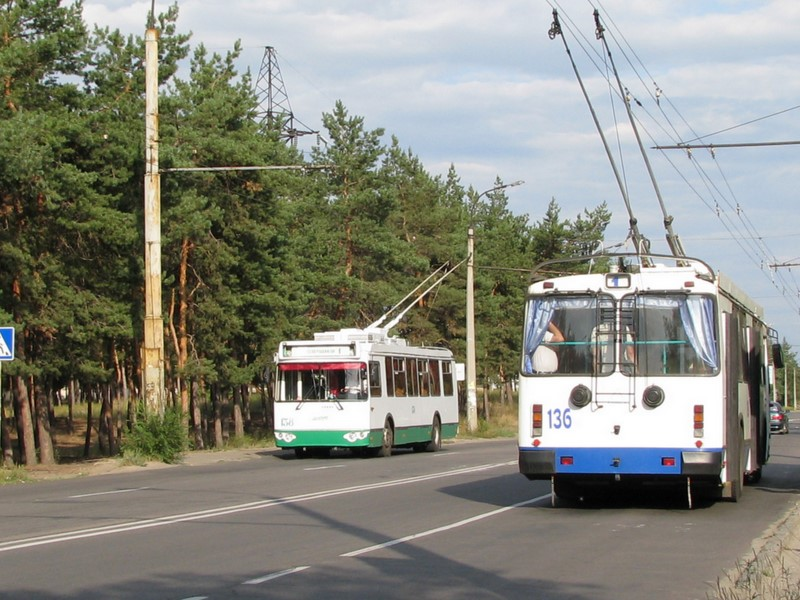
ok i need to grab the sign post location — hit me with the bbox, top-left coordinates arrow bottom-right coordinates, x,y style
0,327 -> 14,459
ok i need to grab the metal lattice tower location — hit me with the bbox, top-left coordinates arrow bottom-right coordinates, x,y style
254,47 -> 317,145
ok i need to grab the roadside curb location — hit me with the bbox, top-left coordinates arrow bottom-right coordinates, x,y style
714,500 -> 800,596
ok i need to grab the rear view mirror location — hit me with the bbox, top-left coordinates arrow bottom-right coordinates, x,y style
772,343 -> 785,369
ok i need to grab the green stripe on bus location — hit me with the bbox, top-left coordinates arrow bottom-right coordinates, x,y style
276,422 -> 458,448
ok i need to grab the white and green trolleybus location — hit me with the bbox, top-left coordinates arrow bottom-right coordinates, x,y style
274,327 -> 459,458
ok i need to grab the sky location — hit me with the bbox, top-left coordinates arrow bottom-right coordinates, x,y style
82,0 -> 800,350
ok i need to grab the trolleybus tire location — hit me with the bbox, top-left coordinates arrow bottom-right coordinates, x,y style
728,428 -> 745,501
552,477 -> 581,506
294,447 -> 311,459
424,416 -> 442,452
745,466 -> 762,484
377,419 -> 394,457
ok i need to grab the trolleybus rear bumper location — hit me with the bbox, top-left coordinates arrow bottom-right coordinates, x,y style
518,448 -> 723,480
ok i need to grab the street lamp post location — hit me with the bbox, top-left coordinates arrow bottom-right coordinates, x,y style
465,180 -> 524,432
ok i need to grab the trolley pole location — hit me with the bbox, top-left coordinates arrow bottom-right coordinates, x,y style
466,227 -> 478,432
142,27 -> 165,416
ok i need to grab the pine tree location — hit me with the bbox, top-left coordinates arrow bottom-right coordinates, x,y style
0,0 -> 89,464
159,40 -> 298,445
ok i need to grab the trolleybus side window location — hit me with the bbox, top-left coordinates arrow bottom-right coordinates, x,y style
429,360 -> 441,396
385,358 -> 395,397
407,357 -> 419,396
418,359 -> 430,397
393,357 -> 407,397
369,360 -> 383,397
442,361 -> 454,396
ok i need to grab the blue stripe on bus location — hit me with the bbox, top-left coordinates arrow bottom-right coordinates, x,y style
520,446 -> 723,475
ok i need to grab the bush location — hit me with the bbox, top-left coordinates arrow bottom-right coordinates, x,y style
121,408 -> 188,464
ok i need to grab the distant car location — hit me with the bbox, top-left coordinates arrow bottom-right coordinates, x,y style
770,401 -> 790,434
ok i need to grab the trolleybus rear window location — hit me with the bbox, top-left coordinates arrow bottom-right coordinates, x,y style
522,293 -> 718,376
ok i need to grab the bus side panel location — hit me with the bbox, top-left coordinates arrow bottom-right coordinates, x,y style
370,396 -> 459,447
721,312 -> 744,498
370,355 -> 459,448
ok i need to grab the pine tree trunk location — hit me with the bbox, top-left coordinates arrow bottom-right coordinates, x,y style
481,366 -> 490,421
505,380 -> 514,407
34,381 -> 55,464
173,238 -> 192,421
261,382 -> 272,432
233,386 -> 244,438
99,384 -> 115,456
1,395 -> 14,466
13,376 -> 37,465
190,380 -> 204,450
242,384 -> 251,427
213,386 -> 224,448
83,395 -> 93,459
113,345 -> 129,427
68,379 -> 77,433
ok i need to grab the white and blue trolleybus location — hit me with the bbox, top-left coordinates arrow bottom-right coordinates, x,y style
518,253 -> 782,506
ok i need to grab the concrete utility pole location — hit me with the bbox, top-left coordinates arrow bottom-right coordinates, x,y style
142,27 -> 165,416
465,180 -> 524,432
466,227 -> 478,432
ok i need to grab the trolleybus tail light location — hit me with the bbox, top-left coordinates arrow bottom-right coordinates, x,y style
560,456 -> 574,466
661,457 -> 676,467
693,404 -> 704,438
642,385 -> 665,408
532,403 -> 543,437
570,384 -> 592,408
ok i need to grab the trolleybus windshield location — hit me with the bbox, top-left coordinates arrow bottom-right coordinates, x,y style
278,362 -> 368,401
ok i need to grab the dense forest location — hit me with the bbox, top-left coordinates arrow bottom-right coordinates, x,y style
0,1 -> 614,465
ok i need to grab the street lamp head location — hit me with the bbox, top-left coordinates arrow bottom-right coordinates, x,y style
478,180 -> 525,199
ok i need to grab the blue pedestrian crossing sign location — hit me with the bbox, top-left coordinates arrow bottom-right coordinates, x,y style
0,327 -> 14,361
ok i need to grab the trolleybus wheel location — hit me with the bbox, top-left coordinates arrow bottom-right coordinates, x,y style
425,416 -> 442,452
729,429 -> 745,501
377,419 -> 394,457
745,466 -> 762,484
413,417 -> 442,453
552,477 -> 581,507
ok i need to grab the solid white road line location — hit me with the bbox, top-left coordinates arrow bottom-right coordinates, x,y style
243,566 -> 310,585
341,493 -> 551,558
68,487 -> 150,499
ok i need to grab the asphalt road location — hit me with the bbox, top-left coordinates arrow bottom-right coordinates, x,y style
1,424 -> 798,600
